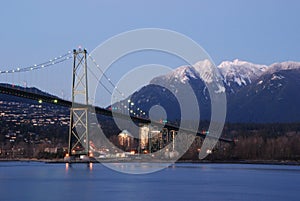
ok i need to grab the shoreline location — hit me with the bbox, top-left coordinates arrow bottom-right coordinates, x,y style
0,158 -> 299,166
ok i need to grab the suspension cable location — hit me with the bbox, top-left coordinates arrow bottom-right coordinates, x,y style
0,51 -> 72,74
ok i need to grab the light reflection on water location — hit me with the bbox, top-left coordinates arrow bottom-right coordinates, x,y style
0,162 -> 299,201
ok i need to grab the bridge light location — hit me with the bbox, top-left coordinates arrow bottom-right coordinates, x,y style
38,99 -> 43,104
53,99 -> 58,104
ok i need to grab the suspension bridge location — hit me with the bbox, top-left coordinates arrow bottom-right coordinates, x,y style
0,48 -> 232,162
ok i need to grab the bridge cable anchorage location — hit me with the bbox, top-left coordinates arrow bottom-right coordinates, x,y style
0,51 -> 72,74
87,54 -> 145,117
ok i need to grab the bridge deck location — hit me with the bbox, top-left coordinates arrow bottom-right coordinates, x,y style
0,85 -> 233,143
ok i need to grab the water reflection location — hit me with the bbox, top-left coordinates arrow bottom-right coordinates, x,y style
65,163 -> 69,171
65,162 -> 93,172
89,162 -> 93,170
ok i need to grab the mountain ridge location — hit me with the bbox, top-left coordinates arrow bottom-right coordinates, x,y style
125,59 -> 300,123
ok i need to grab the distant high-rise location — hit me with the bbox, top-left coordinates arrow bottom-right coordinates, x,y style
139,125 -> 149,150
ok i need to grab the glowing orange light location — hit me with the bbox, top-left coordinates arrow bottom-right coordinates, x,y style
65,163 -> 69,171
89,162 -> 93,170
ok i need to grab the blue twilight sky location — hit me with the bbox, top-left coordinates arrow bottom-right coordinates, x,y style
0,0 -> 299,105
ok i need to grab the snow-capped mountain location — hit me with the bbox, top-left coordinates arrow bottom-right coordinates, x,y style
267,61 -> 300,73
152,59 -> 217,85
227,67 -> 300,122
218,59 -> 268,93
151,59 -> 272,93
116,60 -> 300,123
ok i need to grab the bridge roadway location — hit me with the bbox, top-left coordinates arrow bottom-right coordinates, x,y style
0,85 -> 233,143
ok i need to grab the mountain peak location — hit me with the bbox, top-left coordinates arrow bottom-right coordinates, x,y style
192,59 -> 215,83
218,59 -> 267,90
218,59 -> 268,71
219,59 -> 250,67
151,59 -> 215,85
268,61 -> 300,73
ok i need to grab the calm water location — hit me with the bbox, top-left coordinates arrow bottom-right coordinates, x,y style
0,162 -> 300,201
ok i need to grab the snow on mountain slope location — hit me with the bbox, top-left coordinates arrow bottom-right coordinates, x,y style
267,61 -> 300,73
156,59 -> 216,84
218,59 -> 268,92
151,60 -> 300,95
125,59 -> 300,122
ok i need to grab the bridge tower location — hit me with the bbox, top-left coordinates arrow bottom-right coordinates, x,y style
67,48 -> 91,159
